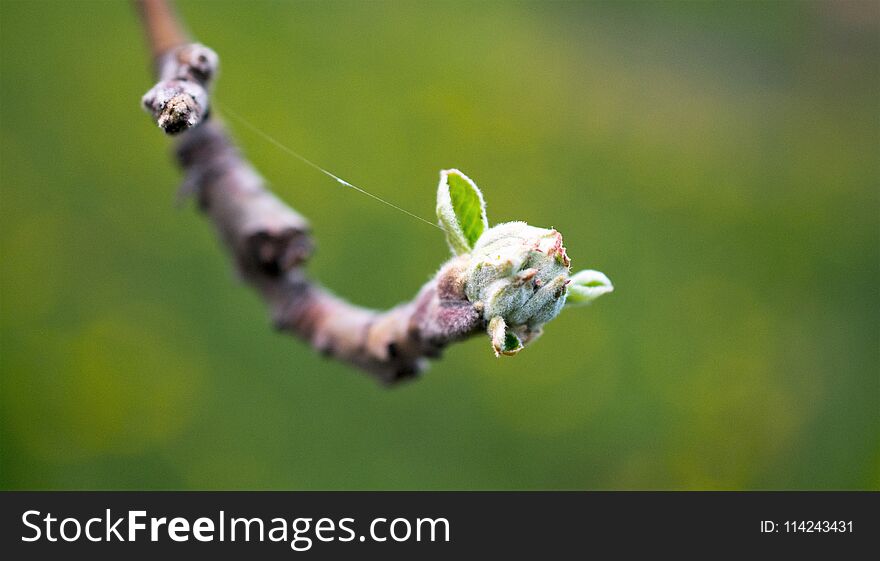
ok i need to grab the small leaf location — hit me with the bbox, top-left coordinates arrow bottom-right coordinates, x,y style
436,169 -> 488,255
566,270 -> 614,306
488,316 -> 523,357
503,331 -> 522,353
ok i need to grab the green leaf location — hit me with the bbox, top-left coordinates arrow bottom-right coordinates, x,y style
488,316 -> 523,357
566,270 -> 614,306
436,169 -> 488,255
503,331 -> 522,353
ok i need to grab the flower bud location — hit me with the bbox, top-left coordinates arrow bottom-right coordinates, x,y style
436,170 -> 613,357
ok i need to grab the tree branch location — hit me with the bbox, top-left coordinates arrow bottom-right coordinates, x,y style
136,0 -> 481,384
135,0 -> 188,56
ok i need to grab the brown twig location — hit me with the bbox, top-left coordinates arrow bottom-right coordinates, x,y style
135,0 -> 482,384
135,0 -> 188,56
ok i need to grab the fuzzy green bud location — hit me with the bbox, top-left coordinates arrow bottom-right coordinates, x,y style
435,170 -> 613,357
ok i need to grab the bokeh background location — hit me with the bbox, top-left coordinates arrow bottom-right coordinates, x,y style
2,0 -> 878,489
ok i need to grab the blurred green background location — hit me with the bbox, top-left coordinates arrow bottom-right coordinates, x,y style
1,0 -> 878,489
